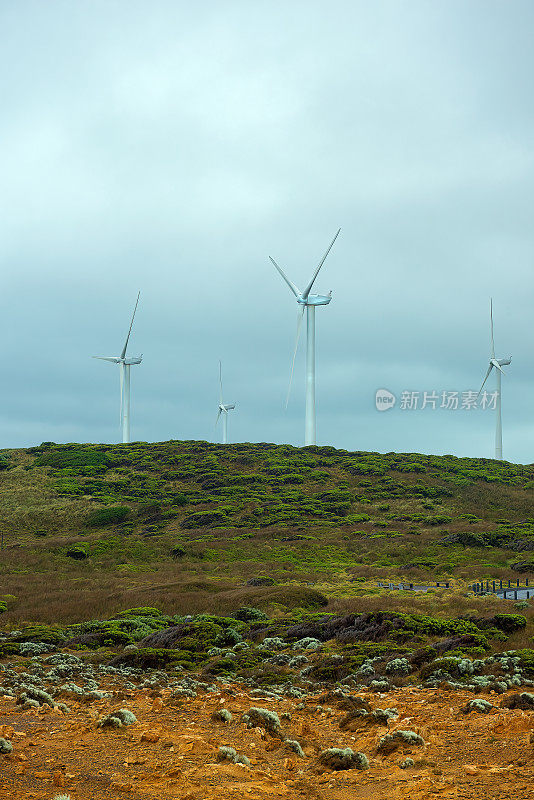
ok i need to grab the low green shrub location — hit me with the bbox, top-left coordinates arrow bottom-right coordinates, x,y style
34,447 -> 110,469
110,648 -> 191,669
97,708 -> 137,728
66,545 -> 88,560
492,614 -> 527,633
114,607 -> 163,618
86,506 -> 130,527
11,625 -> 66,645
181,511 -> 227,529
242,707 -> 282,737
318,748 -> 369,770
232,606 -> 269,622
378,730 -> 424,754
204,657 -> 237,676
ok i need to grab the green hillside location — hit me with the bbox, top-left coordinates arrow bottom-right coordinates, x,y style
0,440 -> 533,625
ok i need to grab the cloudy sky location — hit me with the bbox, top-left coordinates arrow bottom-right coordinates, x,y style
1,0 -> 533,463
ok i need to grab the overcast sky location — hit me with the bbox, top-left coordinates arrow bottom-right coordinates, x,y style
1,0 -> 533,463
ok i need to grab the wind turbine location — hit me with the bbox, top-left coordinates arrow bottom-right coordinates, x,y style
269,228 -> 340,446
216,361 -> 236,444
93,291 -> 142,444
478,298 -> 511,460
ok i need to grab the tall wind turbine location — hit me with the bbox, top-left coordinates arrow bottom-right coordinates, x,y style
478,299 -> 511,460
216,361 -> 236,444
269,229 -> 340,446
93,291 -> 142,444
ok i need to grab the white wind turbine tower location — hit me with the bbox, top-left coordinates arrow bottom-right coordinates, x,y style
93,292 -> 142,444
478,298 -> 511,460
269,229 -> 341,446
216,361 -> 236,444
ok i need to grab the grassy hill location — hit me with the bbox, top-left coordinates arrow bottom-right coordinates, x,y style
0,440 -> 533,627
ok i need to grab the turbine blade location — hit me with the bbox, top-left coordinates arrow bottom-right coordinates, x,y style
286,305 -> 305,408
121,290 -> 141,360
215,408 -> 222,426
302,228 -> 341,300
269,256 -> 300,297
490,298 -> 495,359
477,363 -> 493,396
219,360 -> 223,405
93,356 -> 120,363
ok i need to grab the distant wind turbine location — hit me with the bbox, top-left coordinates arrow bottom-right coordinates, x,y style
216,361 -> 236,444
478,298 -> 511,460
269,229 -> 341,446
93,291 -> 142,444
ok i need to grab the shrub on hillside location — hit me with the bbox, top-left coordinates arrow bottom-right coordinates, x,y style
180,511 -> 227,528
66,545 -> 88,560
0,738 -> 13,754
85,506 -> 130,527
242,707 -> 282,737
114,607 -> 163,618
97,708 -> 137,728
232,606 -> 269,622
247,586 -> 328,611
378,730 -> 425,754
492,614 -> 527,633
246,577 -> 276,587
318,748 -> 369,770
211,708 -> 232,723
110,647 -> 191,669
34,447 -> 110,469
11,625 -> 66,645
500,692 -> 534,710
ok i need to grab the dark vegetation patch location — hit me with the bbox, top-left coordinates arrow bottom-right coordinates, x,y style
1,601 -> 534,691
250,612 -> 489,646
86,506 -> 130,527
1,439 -> 534,630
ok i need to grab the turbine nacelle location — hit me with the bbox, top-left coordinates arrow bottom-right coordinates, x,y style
93,355 -> 142,366
218,403 -> 236,413
297,293 -> 332,306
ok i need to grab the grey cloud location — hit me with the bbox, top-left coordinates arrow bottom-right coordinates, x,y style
1,0 -> 532,462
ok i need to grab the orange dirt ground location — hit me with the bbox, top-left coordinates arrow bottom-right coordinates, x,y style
1,683 -> 534,800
